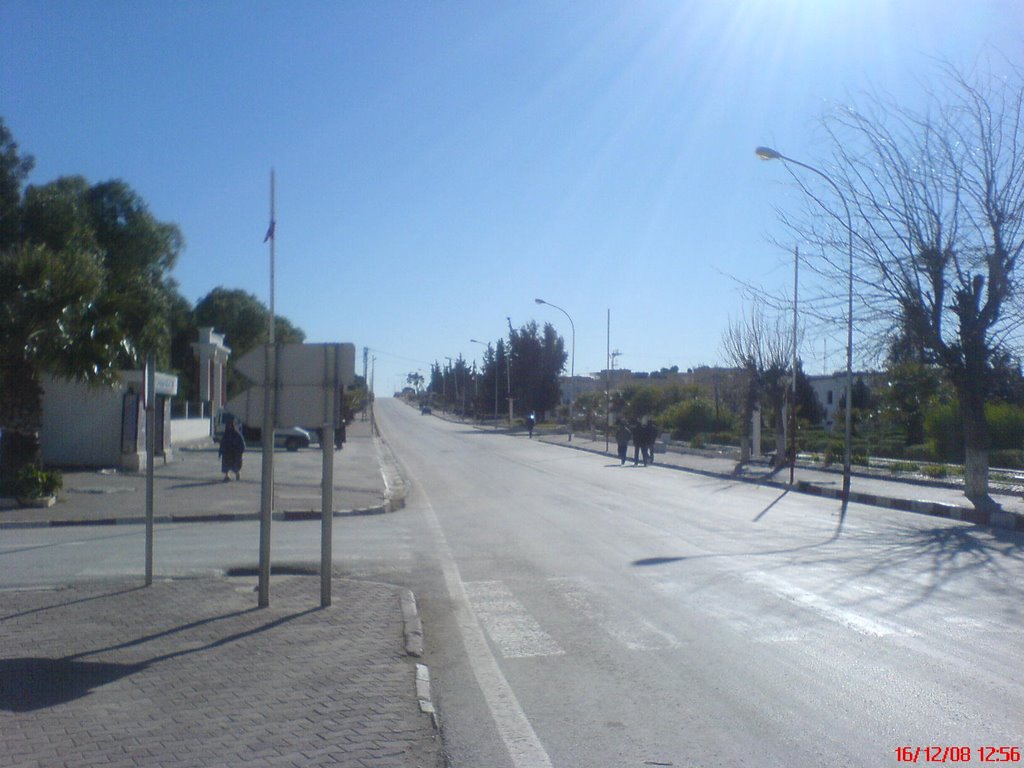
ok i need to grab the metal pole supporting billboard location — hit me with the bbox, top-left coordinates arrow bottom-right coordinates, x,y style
258,169 -> 276,607
145,353 -> 155,587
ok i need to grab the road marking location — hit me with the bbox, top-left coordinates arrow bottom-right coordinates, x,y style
420,495 -> 554,768
549,577 -> 681,651
744,571 -> 913,638
465,581 -> 564,658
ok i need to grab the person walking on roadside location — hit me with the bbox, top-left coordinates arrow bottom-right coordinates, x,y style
643,419 -> 658,466
527,412 -> 536,438
632,418 -> 645,466
615,420 -> 632,465
219,418 -> 246,481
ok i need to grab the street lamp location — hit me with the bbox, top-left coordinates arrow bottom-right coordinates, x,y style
756,145 -> 854,502
535,298 -> 575,441
470,338 -> 499,426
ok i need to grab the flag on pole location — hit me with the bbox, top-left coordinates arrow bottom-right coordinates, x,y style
264,219 -> 275,242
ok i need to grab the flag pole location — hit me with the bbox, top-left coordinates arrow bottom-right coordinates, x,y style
258,169 -> 276,607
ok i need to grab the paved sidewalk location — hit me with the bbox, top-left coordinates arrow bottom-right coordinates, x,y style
0,417 -> 442,768
0,577 -> 442,768
535,429 -> 1024,532
0,417 -> 394,527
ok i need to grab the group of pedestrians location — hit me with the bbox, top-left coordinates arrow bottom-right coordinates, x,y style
614,417 -> 658,466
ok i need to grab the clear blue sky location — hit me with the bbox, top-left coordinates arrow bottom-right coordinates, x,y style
2,0 -> 1021,394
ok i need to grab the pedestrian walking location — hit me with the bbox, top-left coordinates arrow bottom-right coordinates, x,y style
527,412 -> 536,438
218,418 -> 246,481
643,420 -> 658,466
615,420 -> 632,465
632,419 -> 645,466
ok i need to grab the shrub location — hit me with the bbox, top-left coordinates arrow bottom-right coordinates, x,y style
924,402 -> 962,461
989,449 -> 1024,469
661,398 -> 732,441
11,466 -> 63,499
797,428 -> 833,454
986,402 -> 1024,450
887,461 -> 921,474
922,464 -> 948,479
899,444 -> 936,461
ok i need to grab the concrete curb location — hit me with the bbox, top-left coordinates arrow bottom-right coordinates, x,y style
416,664 -> 439,730
0,506 -> 396,530
376,435 -> 409,512
400,589 -> 439,731
401,589 -> 425,658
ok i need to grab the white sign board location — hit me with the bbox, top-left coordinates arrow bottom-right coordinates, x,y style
226,385 -> 343,428
226,342 -> 356,429
235,343 -> 356,387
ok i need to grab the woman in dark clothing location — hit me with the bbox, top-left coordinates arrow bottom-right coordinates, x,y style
219,419 -> 246,481
615,421 -> 632,465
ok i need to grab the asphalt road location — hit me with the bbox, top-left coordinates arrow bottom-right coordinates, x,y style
3,398 -> 1022,767
375,398 -> 1024,768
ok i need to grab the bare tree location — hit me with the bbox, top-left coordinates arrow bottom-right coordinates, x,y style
778,62 -> 1024,510
722,305 -> 792,467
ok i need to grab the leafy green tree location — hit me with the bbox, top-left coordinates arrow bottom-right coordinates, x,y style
794,361 -> 823,425
0,119 -> 34,250
878,362 -> 944,446
508,320 -> 567,419
475,341 -> 507,420
406,371 -> 424,393
619,384 -> 661,423
0,242 -> 112,472
0,121 -> 189,472
192,286 -> 305,397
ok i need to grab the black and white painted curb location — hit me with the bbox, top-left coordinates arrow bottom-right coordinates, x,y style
401,588 -> 439,730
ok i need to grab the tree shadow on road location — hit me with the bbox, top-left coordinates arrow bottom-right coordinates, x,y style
805,520 -> 1024,612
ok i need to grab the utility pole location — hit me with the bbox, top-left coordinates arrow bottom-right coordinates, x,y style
791,246 -> 799,485
362,347 -> 369,420
506,317 -> 515,425
605,309 -> 610,453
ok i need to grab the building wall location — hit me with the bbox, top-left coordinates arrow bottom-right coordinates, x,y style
41,371 -> 179,469
40,377 -> 125,467
171,417 -> 212,444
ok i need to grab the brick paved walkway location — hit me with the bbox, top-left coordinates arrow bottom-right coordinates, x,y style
0,576 -> 442,768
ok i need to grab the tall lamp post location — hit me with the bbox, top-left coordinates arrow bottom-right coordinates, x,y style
535,298 -> 575,441
756,145 -> 854,501
471,338 -> 498,426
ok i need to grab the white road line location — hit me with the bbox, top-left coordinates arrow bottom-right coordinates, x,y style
744,571 -> 915,638
420,495 -> 554,768
549,577 -> 681,651
465,581 -> 564,658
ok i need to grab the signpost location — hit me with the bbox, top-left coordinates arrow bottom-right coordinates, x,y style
227,342 -> 356,607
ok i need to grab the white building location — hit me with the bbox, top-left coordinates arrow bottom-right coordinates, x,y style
38,328 -> 232,469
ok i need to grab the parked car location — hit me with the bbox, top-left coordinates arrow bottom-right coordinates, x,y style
276,426 -> 312,451
221,415 -> 313,450
421,404 -> 432,414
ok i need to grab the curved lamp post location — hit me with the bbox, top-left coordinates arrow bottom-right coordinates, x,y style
756,145 -> 854,502
470,338 -> 499,427
534,298 -> 575,441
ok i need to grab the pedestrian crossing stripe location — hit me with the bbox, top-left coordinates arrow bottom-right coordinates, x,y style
464,580 -> 565,658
